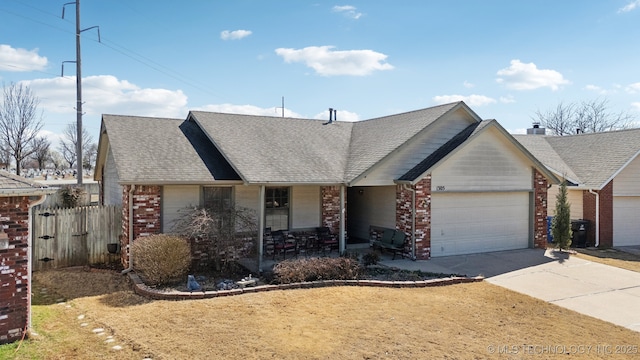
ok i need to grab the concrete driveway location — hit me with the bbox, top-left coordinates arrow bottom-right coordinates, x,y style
381,248 -> 640,332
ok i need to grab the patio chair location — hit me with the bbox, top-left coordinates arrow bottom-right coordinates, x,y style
262,227 -> 274,257
272,230 -> 297,260
316,227 -> 338,255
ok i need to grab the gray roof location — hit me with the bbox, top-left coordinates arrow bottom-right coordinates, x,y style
190,111 -> 353,184
100,115 -> 240,184
0,171 -> 52,196
514,128 -> 640,189
345,102 -> 464,181
100,101 -> 551,186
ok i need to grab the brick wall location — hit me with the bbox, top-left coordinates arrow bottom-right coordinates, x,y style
0,196 -> 30,345
321,186 -> 343,235
583,181 -> 613,247
396,176 -> 431,260
533,169 -> 548,249
121,185 -> 162,267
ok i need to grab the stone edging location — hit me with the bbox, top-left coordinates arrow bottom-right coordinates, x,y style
128,272 -> 485,301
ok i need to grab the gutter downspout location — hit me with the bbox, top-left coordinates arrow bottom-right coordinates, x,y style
28,194 -> 48,331
122,185 -> 135,274
403,184 -> 417,260
588,189 -> 600,247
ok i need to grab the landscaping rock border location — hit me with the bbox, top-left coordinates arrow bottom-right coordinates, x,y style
128,272 -> 485,301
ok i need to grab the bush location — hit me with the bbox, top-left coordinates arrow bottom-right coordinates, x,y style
132,234 -> 192,286
57,185 -> 87,208
272,257 -> 362,284
362,252 -> 380,266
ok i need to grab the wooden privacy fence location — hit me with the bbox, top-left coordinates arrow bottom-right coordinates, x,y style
32,205 -> 122,271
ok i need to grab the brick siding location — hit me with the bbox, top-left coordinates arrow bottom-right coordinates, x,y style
583,180 -> 613,247
396,176 -> 431,260
321,186 -> 344,235
533,169 -> 549,249
121,185 -> 162,267
0,196 -> 30,345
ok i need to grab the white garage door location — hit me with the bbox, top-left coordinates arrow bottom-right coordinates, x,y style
431,192 -> 530,257
613,196 -> 640,247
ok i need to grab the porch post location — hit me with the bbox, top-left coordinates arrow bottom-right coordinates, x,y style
258,185 -> 265,273
339,185 -> 346,254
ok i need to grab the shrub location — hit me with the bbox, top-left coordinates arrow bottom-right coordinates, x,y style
57,185 -> 87,208
362,251 -> 380,266
132,234 -> 192,286
272,257 -> 362,284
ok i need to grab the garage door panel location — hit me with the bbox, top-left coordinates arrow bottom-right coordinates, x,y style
613,197 -> 640,247
431,192 -> 529,257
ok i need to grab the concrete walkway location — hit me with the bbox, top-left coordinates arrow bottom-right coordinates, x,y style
379,248 -> 640,332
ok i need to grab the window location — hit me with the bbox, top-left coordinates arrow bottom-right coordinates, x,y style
265,187 -> 289,231
203,187 -> 232,212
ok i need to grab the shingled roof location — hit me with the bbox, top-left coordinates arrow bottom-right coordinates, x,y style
0,170 -> 52,196
98,102 -> 526,186
514,128 -> 640,189
98,115 -> 240,184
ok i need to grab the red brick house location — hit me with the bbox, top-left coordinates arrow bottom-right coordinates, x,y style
516,128 -> 640,248
95,102 -> 556,272
0,171 -> 52,345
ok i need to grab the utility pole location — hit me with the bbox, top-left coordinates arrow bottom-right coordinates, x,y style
62,0 -> 99,185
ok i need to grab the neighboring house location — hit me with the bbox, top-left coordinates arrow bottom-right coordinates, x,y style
515,127 -> 640,248
0,171 -> 52,345
94,102 -> 556,270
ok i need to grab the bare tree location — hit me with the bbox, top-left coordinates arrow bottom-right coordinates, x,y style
31,136 -> 51,170
59,122 -> 94,170
83,142 -> 98,170
49,149 -> 65,170
533,98 -> 635,136
0,82 -> 44,175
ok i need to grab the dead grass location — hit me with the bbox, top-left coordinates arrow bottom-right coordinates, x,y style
5,267 -> 636,359
574,248 -> 640,273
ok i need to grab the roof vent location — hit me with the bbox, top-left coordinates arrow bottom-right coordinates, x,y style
323,108 -> 337,125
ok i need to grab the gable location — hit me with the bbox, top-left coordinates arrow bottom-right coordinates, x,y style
431,125 -> 539,192
613,153 -> 640,196
349,103 -> 480,186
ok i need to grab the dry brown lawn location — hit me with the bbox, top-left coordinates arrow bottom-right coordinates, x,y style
14,267 -> 639,359
574,248 -> 640,273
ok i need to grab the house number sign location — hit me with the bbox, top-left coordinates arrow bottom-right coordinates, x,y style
435,186 -> 446,191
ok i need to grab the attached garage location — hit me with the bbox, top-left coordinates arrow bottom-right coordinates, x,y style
430,192 -> 530,257
613,196 -> 640,246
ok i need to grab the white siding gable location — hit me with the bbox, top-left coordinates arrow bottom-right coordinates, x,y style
613,154 -> 640,196
103,145 -> 122,205
353,110 -> 475,186
432,127 -> 533,192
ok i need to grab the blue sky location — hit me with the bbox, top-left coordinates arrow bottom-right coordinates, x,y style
1,0 -> 639,147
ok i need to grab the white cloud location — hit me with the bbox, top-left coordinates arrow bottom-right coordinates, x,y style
618,0 -> 640,13
496,59 -> 569,91
23,75 -> 187,118
509,128 -> 527,135
194,103 -> 304,118
632,102 -> 640,112
220,30 -> 252,41
0,44 -> 48,72
275,46 -> 393,76
313,109 -> 360,122
332,5 -> 363,19
499,95 -> 516,104
463,81 -> 474,88
432,94 -> 496,107
585,84 -> 608,95
625,82 -> 640,94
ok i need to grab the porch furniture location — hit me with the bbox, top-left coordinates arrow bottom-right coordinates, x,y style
263,227 -> 274,257
272,230 -> 297,259
371,228 -> 407,260
316,227 -> 338,254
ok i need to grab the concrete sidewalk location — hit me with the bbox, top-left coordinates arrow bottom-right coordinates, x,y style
380,248 -> 640,332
